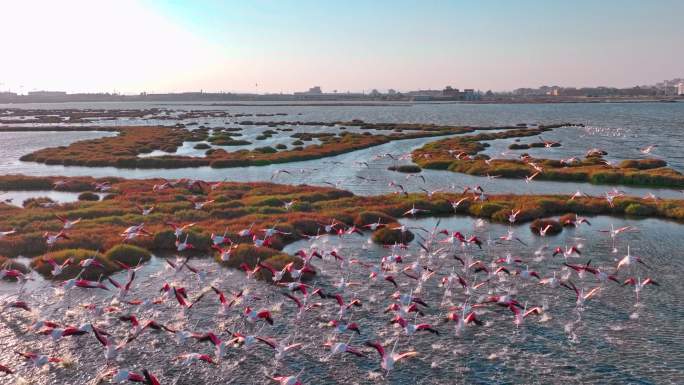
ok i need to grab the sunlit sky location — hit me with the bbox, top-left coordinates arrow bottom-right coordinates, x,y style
1,0 -> 682,94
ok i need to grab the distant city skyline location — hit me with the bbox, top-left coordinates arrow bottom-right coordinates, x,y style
1,0 -> 683,94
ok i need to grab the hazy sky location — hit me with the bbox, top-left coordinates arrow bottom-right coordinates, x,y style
1,0 -> 682,94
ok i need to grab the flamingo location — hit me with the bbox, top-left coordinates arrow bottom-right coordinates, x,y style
167,221 -> 195,238
403,204 -> 429,216
525,171 -> 540,183
210,229 -> 230,245
326,319 -> 361,335
622,277 -> 659,304
15,351 -> 62,368
515,266 -> 541,281
121,223 -> 145,236
55,215 -> 81,229
270,370 -> 304,385
4,301 -> 31,312
261,225 -> 291,238
256,335 -> 302,360
508,303 -> 543,326
0,228 -> 16,238
363,218 -> 386,231
565,281 -> 601,307
450,197 -> 469,211
616,245 -> 649,271
238,222 -> 255,237
533,224 -> 551,237
93,181 -> 111,192
284,200 -> 297,211
44,231 -> 70,247
0,268 -> 28,282
212,243 -> 237,262
176,353 -> 216,365
136,205 -> 154,216
569,190 -> 588,201
538,272 -> 569,289
639,144 -> 657,155
109,368 -> 160,385
327,293 -> 362,319
244,307 -> 274,325
509,209 -> 521,224
108,270 -> 136,299
284,261 -> 315,280
445,307 -> 483,335
44,256 -> 73,276
271,169 -> 292,180
365,340 -> 418,373
72,279 -> 109,290
175,234 -> 195,252
192,199 -> 214,210
91,326 -> 124,362
258,261 -> 287,282
79,256 -> 105,269
390,316 -> 439,336
553,245 -> 582,258
499,230 -> 527,245
323,341 -> 366,358
419,188 -> 443,199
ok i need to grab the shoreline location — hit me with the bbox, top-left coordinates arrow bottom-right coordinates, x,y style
1,98 -> 682,107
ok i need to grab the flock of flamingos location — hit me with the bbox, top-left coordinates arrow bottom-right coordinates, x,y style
0,135 -> 662,385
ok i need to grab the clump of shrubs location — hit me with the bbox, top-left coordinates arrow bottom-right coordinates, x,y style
31,249 -> 113,280
78,192 -> 100,201
104,244 -> 151,266
529,218 -> 562,236
371,226 -> 415,245
388,165 -> 422,173
618,159 -> 667,170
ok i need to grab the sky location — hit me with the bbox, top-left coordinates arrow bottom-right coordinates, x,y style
0,0 -> 682,94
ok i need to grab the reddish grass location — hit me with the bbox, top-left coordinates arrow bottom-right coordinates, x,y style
1,175 -> 684,261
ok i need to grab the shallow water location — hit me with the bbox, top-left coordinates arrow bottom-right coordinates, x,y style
1,215 -> 681,384
1,102 -> 683,200
0,190 -> 104,207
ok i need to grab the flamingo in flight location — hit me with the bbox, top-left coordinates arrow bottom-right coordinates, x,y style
44,231 -> 70,247
365,340 -> 418,373
403,204 -> 429,216
55,215 -> 81,229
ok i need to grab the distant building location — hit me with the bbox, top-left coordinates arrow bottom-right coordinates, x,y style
294,86 -> 322,95
27,91 -> 67,97
462,89 -> 479,101
678,82 -> 684,96
442,86 -> 460,97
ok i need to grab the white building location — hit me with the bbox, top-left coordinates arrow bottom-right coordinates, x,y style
678,82 -> 684,96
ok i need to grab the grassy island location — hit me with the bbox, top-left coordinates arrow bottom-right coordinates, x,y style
16,122 -> 545,169
412,125 -> 684,189
2,175 -> 684,282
